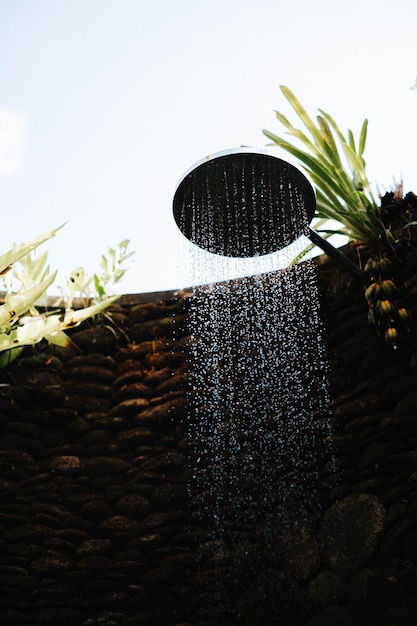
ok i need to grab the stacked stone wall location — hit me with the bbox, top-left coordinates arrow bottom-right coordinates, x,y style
0,255 -> 417,624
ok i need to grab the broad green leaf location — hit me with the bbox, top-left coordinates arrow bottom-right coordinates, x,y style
93,274 -> 105,299
0,295 -> 119,353
45,330 -> 81,351
280,86 -> 326,148
317,115 -> 342,166
61,295 -> 119,328
358,119 -> 368,160
347,129 -> 356,153
265,87 -> 380,244
274,112 -> 320,155
0,224 -> 65,276
0,271 -> 57,331
69,267 -> 86,290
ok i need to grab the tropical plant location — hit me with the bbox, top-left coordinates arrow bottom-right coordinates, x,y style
263,86 -> 417,348
93,239 -> 134,300
263,85 -> 384,245
0,226 -> 119,364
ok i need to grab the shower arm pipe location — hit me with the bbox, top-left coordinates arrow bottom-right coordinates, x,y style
308,227 -> 370,284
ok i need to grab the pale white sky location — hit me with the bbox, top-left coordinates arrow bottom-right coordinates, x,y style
1,0 -> 417,293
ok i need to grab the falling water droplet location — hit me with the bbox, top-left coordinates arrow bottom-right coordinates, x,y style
175,149 -> 334,616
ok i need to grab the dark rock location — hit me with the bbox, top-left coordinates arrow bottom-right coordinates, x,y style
382,375 -> 417,400
113,382 -> 155,402
141,452 -> 185,472
351,560 -> 417,625
143,510 -> 187,529
34,607 -> 87,625
67,353 -> 117,369
358,440 -> 404,469
151,483 -> 188,507
155,373 -> 186,395
81,429 -> 111,446
81,610 -> 128,625
56,527 -> 90,543
98,515 -> 143,535
80,496 -> 112,522
128,317 -> 177,342
1,432 -> 44,455
64,394 -> 112,412
68,364 -> 115,383
0,448 -> 36,468
69,326 -> 118,353
145,350 -> 186,369
115,494 -> 151,519
114,552 -> 149,575
114,364 -> 145,387
378,451 -> 417,473
319,494 -> 386,576
380,518 -> 413,557
30,554 -> 73,576
5,523 -> 55,543
76,555 -> 112,572
234,569 -> 310,626
333,394 -> 384,418
94,416 -> 130,430
0,610 -> 31,625
143,367 -> 175,388
403,527 -> 417,558
385,499 -> 409,527
122,608 -> 182,625
76,538 -> 114,557
394,389 -> 417,416
140,565 -> 186,586
117,427 -> 156,445
109,397 -> 149,416
305,606 -> 356,626
47,455 -> 84,474
132,398 -> 188,426
64,416 -> 92,435
65,380 -> 114,397
272,518 -> 320,581
308,570 -> 349,609
131,533 -> 165,552
85,457 -> 131,478
87,442 -> 122,457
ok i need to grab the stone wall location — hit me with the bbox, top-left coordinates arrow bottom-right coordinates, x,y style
0,256 -> 417,625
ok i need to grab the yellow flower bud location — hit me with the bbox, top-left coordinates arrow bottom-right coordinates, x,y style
381,279 -> 397,298
364,257 -> 378,274
385,327 -> 398,346
377,299 -> 394,316
397,307 -> 410,322
365,282 -> 382,302
378,256 -> 393,275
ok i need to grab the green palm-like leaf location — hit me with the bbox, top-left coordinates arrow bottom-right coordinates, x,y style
0,225 -> 64,276
0,294 -> 119,353
263,86 -> 381,244
0,272 -> 57,331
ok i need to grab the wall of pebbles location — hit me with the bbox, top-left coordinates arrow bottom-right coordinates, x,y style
0,253 -> 417,625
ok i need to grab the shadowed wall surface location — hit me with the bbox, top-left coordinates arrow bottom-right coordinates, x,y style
1,250 -> 417,626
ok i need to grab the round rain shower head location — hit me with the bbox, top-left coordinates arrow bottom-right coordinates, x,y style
173,148 -> 316,258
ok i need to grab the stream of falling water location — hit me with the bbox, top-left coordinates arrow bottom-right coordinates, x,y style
186,259 -> 334,617
178,159 -> 334,619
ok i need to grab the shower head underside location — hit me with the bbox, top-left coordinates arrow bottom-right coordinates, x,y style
173,148 -> 369,281
173,149 -> 315,258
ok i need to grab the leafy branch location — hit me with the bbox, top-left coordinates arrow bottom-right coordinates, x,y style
263,85 -> 385,245
0,227 -> 121,363
93,239 -> 134,300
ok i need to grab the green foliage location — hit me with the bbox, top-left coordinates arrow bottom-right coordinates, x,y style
263,85 -> 384,244
0,227 -> 122,364
93,239 -> 134,300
